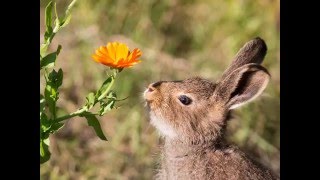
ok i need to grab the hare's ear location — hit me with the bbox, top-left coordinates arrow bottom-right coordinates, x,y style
212,64 -> 270,109
220,37 -> 267,80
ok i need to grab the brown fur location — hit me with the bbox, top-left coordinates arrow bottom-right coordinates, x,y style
144,37 -> 279,180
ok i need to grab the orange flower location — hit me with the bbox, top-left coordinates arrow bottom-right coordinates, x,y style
92,42 -> 142,68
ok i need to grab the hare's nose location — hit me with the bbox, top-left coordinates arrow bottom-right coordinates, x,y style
147,81 -> 165,93
152,81 -> 165,88
147,84 -> 156,92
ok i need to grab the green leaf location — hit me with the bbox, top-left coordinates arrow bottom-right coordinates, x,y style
52,2 -> 61,33
42,1 -> 54,57
40,95 -> 51,134
53,18 -> 60,33
44,69 -> 63,119
45,1 -> 53,37
40,94 -> 45,114
44,29 -> 53,43
60,13 -> 72,28
40,45 -> 62,69
59,0 -> 77,28
40,52 -> 56,69
85,92 -> 95,109
44,83 -> 55,117
48,68 -> 63,89
106,91 -> 117,99
45,1 -> 53,30
99,91 -> 117,115
41,112 -> 51,133
44,84 -> 53,107
56,44 -> 62,55
56,68 -> 63,88
50,122 -> 64,133
40,138 -> 51,164
44,138 -> 50,146
40,44 -> 48,57
84,114 -> 107,141
65,0 -> 77,15
99,100 -> 116,116
95,76 -> 114,101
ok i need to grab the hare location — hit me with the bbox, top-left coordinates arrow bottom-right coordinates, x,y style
143,37 -> 279,180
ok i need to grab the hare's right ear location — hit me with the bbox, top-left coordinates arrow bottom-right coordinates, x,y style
220,37 -> 267,80
212,64 -> 270,109
212,37 -> 269,109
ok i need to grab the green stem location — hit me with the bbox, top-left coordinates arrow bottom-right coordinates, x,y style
97,77 -> 115,101
52,101 -> 56,120
54,108 -> 86,123
97,69 -> 118,101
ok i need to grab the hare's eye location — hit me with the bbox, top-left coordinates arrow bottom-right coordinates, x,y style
178,95 -> 192,105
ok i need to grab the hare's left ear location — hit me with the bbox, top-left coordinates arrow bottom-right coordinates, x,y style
212,64 -> 270,109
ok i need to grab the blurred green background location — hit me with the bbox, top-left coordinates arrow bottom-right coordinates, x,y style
40,0 -> 280,179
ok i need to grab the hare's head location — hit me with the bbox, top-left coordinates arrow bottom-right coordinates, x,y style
144,37 -> 270,144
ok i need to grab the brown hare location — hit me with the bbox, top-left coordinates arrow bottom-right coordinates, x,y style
144,37 -> 279,180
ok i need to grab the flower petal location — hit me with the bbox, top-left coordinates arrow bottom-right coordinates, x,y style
117,43 -> 129,62
92,54 -> 104,63
107,42 -> 117,61
95,49 -> 105,57
99,46 -> 109,56
130,48 -> 142,61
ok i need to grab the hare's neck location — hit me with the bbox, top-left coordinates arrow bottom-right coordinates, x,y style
163,138 -> 226,158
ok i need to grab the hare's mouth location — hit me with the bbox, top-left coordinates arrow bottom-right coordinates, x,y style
144,100 -> 151,108
144,99 -> 156,112
143,89 -> 153,109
